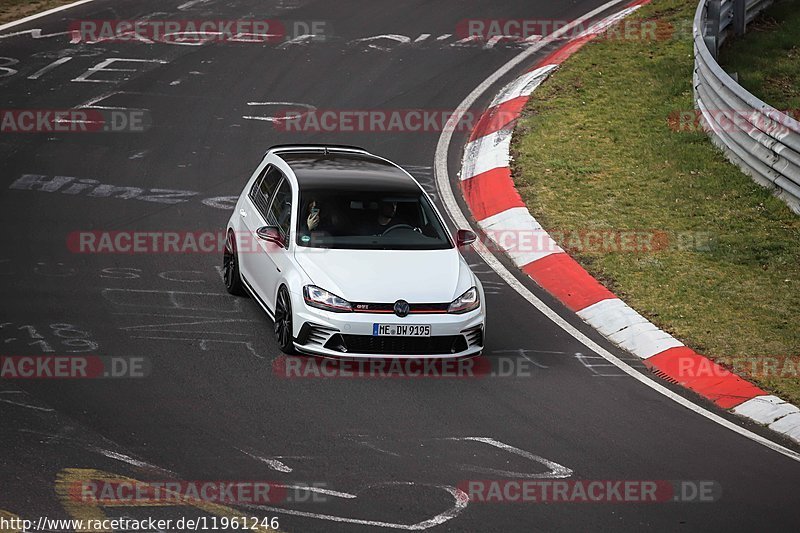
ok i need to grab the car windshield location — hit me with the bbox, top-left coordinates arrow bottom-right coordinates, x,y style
296,189 -> 453,250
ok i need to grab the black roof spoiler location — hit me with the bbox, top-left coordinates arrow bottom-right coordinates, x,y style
263,144 -> 368,157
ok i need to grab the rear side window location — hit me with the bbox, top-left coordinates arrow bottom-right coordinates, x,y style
249,165 -> 282,217
268,179 -> 293,237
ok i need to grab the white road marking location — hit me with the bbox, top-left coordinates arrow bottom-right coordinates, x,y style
78,91 -> 132,110
0,398 -> 54,412
351,34 -> 412,50
432,0 -> 800,463
277,34 -> 318,49
243,101 -> 317,123
27,56 -> 72,80
0,56 -> 17,77
441,437 -> 571,478
493,349 -> 549,369
276,485 -> 356,499
344,435 -> 402,457
130,337 -> 264,359
576,353 -> 628,377
120,317 -> 254,335
101,288 -> 242,312
242,482 -> 468,530
90,447 -> 173,474
236,448 -> 294,473
72,58 -> 168,83
449,35 -> 482,47
214,265 -> 226,282
0,0 -> 95,32
485,34 -> 541,49
356,440 -> 401,457
178,0 -> 213,10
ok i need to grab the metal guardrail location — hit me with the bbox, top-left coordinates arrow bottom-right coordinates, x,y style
694,0 -> 800,214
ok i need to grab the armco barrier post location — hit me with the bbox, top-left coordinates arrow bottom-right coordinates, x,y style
732,0 -> 746,35
704,0 -> 722,58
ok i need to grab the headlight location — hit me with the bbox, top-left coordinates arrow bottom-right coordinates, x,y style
448,287 -> 480,314
303,285 -> 353,312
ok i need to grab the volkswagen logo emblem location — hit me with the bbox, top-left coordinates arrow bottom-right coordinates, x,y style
393,300 -> 410,318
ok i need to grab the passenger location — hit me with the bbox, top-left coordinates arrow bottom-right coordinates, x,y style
306,199 -> 321,231
305,198 -> 343,235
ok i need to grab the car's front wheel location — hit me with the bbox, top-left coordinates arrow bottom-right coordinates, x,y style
223,230 -> 245,296
274,286 -> 296,354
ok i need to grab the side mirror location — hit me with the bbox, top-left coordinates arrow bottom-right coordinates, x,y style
256,226 -> 287,247
456,229 -> 477,247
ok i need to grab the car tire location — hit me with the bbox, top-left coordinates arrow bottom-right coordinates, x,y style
223,230 -> 245,296
274,286 -> 297,354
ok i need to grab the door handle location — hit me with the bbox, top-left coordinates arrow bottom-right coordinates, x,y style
239,209 -> 247,217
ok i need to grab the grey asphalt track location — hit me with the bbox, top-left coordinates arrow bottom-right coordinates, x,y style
1,1 -> 799,531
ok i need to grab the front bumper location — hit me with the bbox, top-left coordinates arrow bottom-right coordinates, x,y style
292,296 -> 485,359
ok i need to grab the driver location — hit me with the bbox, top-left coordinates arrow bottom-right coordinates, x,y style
377,200 -> 397,227
373,200 -> 419,236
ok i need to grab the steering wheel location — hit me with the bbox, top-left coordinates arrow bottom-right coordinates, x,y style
381,223 -> 416,236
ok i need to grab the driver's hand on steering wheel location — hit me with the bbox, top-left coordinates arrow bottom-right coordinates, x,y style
380,223 -> 418,236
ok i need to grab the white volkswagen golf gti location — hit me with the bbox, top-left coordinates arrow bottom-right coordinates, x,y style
223,145 -> 485,358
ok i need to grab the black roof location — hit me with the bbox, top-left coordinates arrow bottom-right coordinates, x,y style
277,150 -> 421,193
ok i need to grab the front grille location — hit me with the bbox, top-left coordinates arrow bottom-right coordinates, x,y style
325,334 -> 468,355
351,302 -> 450,314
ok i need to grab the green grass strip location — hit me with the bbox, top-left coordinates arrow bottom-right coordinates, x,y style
512,0 -> 800,404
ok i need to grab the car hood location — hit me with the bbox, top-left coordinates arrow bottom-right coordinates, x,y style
294,247 -> 473,303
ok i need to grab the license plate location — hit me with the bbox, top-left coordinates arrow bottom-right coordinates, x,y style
373,324 -> 431,337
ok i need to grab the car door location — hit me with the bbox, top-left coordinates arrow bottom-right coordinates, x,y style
239,165 -> 282,302
254,177 -> 295,311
